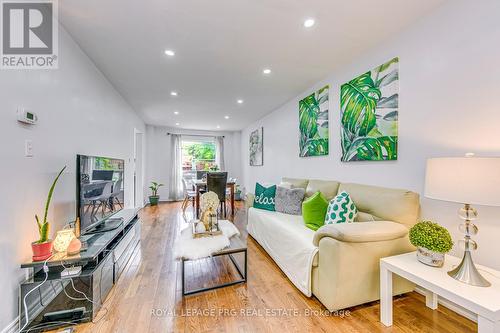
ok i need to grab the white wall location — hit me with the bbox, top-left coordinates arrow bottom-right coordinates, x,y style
145,125 -> 242,200
242,0 -> 500,270
0,27 -> 145,329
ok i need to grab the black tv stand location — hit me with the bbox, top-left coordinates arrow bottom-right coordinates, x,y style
19,209 -> 141,333
85,217 -> 123,234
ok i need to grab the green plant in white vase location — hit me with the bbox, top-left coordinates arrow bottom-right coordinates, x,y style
409,221 -> 453,267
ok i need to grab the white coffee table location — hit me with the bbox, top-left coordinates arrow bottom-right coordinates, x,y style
380,252 -> 500,333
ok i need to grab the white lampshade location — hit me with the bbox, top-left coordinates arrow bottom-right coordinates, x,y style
424,157 -> 500,206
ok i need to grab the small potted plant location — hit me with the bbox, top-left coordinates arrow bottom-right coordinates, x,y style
32,166 -> 66,261
409,220 -> 453,267
149,181 -> 164,206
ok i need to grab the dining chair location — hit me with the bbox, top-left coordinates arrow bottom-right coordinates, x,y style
93,182 -> 114,215
181,178 -> 196,212
82,182 -> 107,216
196,171 -> 207,180
109,178 -> 124,211
206,172 -> 228,218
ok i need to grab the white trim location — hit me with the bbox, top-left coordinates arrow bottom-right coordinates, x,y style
133,128 -> 145,209
414,286 -> 477,322
1,317 -> 18,333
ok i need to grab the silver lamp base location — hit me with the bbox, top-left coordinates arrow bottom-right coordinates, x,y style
448,248 -> 491,287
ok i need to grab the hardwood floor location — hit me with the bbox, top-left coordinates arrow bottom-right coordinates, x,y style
69,202 -> 476,333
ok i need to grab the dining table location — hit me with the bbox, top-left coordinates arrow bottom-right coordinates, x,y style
193,179 -> 236,218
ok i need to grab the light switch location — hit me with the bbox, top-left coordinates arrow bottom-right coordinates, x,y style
25,140 -> 33,157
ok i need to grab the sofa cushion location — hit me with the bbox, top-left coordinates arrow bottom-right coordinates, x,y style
325,191 -> 358,224
313,221 -> 409,245
282,177 -> 309,190
253,183 -> 276,211
355,211 -> 377,222
275,186 -> 305,215
245,193 -> 255,209
302,191 -> 329,231
279,181 -> 293,189
338,183 -> 420,227
306,179 -> 341,200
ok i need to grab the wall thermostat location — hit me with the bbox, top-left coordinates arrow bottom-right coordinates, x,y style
17,108 -> 38,125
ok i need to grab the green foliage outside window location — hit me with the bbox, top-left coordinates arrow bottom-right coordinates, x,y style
182,141 -> 217,171
185,142 -> 215,161
94,157 -> 122,170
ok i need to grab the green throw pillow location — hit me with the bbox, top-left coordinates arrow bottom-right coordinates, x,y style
253,183 -> 276,211
325,191 -> 358,224
302,191 -> 328,231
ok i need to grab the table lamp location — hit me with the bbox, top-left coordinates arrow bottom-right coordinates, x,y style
53,228 -> 81,255
424,156 -> 500,287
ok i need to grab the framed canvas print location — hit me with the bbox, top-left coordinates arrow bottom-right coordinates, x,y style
249,127 -> 263,166
299,85 -> 329,157
340,57 -> 399,161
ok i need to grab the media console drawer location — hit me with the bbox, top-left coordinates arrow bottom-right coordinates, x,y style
114,221 -> 141,282
114,227 -> 135,260
92,252 -> 114,317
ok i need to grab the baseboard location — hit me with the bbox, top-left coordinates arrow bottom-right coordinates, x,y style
414,286 -> 477,322
1,317 -> 18,333
144,199 -> 178,207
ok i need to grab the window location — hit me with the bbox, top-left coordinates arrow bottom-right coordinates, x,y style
181,139 -> 217,178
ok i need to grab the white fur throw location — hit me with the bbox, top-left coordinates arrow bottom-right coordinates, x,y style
174,220 -> 240,260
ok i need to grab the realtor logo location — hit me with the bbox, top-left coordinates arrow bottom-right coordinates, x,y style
1,0 -> 58,69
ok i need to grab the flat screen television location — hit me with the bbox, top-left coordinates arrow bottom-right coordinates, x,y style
76,155 -> 125,234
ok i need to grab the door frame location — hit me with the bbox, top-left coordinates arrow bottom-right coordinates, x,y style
133,128 -> 145,208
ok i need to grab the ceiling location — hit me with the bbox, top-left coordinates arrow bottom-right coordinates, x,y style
59,0 -> 445,131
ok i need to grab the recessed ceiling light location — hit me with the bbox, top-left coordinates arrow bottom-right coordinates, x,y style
164,49 -> 175,56
303,18 -> 315,28
263,68 -> 272,75
224,115 -> 230,119
170,91 -> 178,96
217,125 -> 221,129
173,111 -> 179,115
175,122 -> 180,126
237,99 -> 244,104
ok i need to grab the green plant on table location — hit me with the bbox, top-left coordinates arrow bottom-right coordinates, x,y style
35,166 -> 66,244
150,182 -> 164,196
409,221 -> 453,253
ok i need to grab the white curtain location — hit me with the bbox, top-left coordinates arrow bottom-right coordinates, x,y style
169,134 -> 183,200
215,136 -> 225,171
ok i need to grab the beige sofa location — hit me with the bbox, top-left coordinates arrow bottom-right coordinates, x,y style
246,177 -> 420,311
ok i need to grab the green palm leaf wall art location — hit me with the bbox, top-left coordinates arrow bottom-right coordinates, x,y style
340,57 -> 399,161
299,85 -> 329,157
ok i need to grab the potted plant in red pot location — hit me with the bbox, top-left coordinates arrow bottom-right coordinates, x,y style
32,166 -> 66,261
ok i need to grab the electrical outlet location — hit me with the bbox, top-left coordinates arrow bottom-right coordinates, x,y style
25,140 -> 33,157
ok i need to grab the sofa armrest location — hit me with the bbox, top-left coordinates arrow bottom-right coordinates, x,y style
313,221 -> 408,246
245,193 -> 255,209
